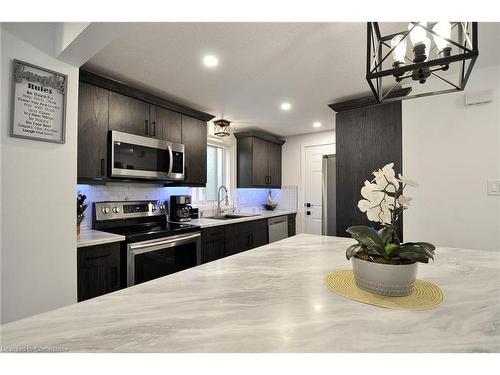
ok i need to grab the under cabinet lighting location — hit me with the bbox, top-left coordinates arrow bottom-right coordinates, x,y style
313,122 -> 322,128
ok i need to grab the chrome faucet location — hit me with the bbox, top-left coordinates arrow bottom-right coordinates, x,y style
216,185 -> 229,217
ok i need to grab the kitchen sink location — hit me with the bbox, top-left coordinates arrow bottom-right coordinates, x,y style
207,213 -> 261,220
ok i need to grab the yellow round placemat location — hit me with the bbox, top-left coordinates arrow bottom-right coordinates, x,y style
325,270 -> 443,310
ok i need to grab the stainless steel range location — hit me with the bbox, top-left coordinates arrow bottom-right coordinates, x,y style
93,200 -> 201,287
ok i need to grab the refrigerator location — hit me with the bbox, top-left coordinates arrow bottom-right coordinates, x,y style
322,154 -> 337,236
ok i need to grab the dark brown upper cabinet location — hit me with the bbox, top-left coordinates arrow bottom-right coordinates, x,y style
77,82 -> 109,181
235,131 -> 285,189
108,92 -> 150,137
77,70 -> 213,185
181,115 -> 207,186
150,105 -> 182,143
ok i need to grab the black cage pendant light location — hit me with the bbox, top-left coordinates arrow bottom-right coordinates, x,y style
366,22 -> 478,103
213,119 -> 231,137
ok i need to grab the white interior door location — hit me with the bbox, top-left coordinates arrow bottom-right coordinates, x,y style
304,144 -> 335,234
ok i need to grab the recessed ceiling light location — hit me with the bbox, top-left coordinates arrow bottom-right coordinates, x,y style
280,102 -> 292,111
313,122 -> 322,128
203,55 -> 218,68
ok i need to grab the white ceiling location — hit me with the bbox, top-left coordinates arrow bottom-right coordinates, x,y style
84,22 -> 500,137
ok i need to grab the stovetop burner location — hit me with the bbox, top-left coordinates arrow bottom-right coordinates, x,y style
92,200 -> 200,243
105,222 -> 200,243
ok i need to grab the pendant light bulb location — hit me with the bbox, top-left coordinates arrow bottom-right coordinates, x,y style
408,22 -> 428,46
390,34 -> 407,64
432,22 -> 452,52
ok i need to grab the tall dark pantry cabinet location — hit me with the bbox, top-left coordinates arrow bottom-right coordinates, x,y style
334,101 -> 403,239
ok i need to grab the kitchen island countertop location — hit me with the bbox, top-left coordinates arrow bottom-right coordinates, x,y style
2,234 -> 499,352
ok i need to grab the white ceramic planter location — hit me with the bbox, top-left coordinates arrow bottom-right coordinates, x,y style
352,257 -> 418,296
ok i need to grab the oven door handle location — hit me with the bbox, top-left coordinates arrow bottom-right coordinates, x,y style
129,232 -> 200,255
168,144 -> 174,176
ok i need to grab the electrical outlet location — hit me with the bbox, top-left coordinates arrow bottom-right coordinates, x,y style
487,180 -> 500,196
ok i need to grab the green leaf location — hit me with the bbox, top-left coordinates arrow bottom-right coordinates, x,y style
384,243 -> 398,255
399,243 -> 435,258
414,242 -> 436,251
346,226 -> 385,255
346,244 -> 363,260
378,227 -> 394,245
397,251 -> 430,264
394,244 -> 434,261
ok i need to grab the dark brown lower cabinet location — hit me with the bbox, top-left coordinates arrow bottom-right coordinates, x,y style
225,222 -> 254,256
201,218 -> 279,264
252,219 -> 268,248
287,213 -> 297,237
200,226 -> 226,264
77,242 -> 121,302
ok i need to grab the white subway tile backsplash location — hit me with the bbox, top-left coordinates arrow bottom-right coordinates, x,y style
76,183 -> 298,229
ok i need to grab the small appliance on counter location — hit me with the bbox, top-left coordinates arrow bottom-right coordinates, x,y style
169,195 -> 193,222
93,200 -> 201,287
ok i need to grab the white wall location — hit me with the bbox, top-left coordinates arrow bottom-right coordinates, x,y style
282,130 -> 335,233
1,26 -> 79,323
403,65 -> 500,251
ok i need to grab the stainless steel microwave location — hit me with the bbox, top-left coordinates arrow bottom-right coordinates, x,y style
110,130 -> 185,181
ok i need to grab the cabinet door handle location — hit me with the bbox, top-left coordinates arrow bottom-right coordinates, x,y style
152,122 -> 156,137
100,158 -> 105,176
145,120 -> 149,135
269,176 -> 272,185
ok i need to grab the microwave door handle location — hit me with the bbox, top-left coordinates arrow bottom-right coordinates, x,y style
168,145 -> 174,176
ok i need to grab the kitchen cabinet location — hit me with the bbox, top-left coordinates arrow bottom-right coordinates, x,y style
109,93 -> 184,142
268,142 -> 282,187
78,71 -> 214,185
149,105 -> 182,143
181,115 -> 207,186
108,91 -> 150,136
77,242 -> 121,302
287,213 -> 296,237
225,222 -> 253,256
235,131 -> 285,188
335,101 -> 403,239
77,82 -> 109,181
201,218 -> 271,263
252,219 -> 269,248
201,226 -> 226,264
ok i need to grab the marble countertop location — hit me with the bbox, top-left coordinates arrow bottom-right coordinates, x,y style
2,234 -> 499,352
77,229 -> 126,248
190,210 -> 296,228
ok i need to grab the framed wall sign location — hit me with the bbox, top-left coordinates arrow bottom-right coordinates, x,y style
11,59 -> 67,144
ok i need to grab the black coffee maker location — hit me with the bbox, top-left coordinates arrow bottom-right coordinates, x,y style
169,195 -> 193,222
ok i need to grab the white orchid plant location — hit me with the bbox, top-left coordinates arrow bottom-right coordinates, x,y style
346,163 -> 436,264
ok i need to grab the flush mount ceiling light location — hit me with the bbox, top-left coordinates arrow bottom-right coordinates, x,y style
213,119 -> 231,137
313,122 -> 322,128
280,102 -> 292,111
366,22 -> 478,103
203,55 -> 219,68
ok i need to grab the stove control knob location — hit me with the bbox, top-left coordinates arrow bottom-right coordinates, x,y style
112,206 -> 121,213
151,205 -> 157,211
101,207 -> 110,214
160,204 -> 166,211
